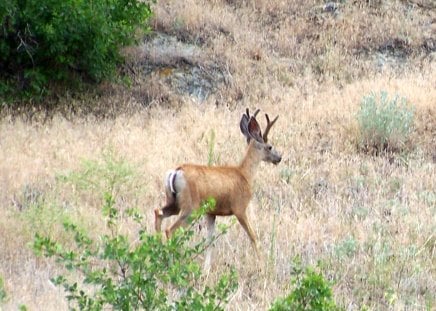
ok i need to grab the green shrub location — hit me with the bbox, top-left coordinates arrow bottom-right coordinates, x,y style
16,188 -> 72,239
0,276 -> 7,304
33,150 -> 237,310
0,0 -> 153,102
356,91 -> 414,154
57,147 -> 138,197
269,264 -> 340,311
33,196 -> 237,310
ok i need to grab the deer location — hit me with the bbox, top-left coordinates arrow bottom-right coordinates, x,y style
154,108 -> 281,269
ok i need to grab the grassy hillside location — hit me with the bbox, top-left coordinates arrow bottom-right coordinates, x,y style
0,0 -> 435,310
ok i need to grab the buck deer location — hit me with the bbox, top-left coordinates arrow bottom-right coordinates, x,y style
154,108 -> 281,269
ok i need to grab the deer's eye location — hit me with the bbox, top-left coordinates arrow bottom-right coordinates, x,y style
266,145 -> 272,151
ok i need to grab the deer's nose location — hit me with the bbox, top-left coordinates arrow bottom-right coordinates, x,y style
273,155 -> 282,165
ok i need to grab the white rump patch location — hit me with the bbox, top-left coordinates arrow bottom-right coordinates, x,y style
165,169 -> 185,195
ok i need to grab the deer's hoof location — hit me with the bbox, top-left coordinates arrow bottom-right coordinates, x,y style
154,208 -> 163,217
165,228 -> 171,239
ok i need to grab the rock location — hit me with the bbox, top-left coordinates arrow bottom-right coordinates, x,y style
138,33 -> 228,102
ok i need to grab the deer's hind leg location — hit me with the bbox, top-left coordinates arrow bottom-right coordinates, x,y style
165,186 -> 199,238
155,195 -> 180,232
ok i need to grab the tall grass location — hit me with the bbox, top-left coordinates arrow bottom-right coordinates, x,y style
0,0 -> 435,309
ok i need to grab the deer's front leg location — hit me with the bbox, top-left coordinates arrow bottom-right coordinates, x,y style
204,214 -> 216,271
234,211 -> 259,257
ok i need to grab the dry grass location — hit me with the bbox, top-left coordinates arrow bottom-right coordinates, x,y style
1,0 -> 435,310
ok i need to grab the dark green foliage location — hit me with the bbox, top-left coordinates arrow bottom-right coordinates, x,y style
0,0 -> 153,102
270,262 -> 341,311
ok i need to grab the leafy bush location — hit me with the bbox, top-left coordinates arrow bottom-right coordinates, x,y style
0,0 -> 153,102
356,91 -> 414,154
16,187 -> 72,238
33,150 -> 237,310
57,147 -> 139,197
33,196 -> 237,310
269,263 -> 340,311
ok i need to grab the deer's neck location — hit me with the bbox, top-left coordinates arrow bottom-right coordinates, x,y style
239,142 -> 262,184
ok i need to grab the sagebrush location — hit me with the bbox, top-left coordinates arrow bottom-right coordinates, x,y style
357,91 -> 414,153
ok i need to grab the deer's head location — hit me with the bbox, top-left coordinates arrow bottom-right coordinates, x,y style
240,108 -> 282,165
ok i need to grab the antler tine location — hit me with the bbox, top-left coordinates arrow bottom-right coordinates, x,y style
262,113 -> 279,143
245,108 -> 261,119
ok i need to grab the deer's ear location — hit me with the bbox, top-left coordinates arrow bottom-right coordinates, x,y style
240,114 -> 249,136
248,117 -> 263,142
